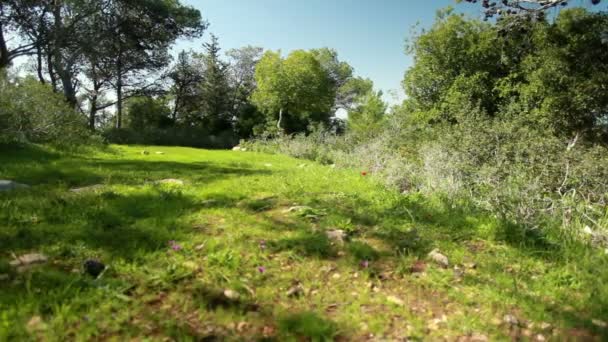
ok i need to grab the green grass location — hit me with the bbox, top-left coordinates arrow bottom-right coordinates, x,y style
1,143 -> 607,340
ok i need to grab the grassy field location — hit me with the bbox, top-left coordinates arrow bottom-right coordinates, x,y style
1,144 -> 607,341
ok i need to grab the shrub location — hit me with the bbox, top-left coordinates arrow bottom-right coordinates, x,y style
0,74 -> 90,147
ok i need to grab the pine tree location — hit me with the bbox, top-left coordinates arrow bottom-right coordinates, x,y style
199,34 -> 231,133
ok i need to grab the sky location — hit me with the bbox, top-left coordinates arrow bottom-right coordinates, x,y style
176,0 -> 482,105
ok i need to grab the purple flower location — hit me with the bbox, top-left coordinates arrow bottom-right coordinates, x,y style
257,266 -> 266,274
169,240 -> 182,251
360,260 -> 370,269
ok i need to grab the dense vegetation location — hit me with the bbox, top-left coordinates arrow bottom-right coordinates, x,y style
1,0 -> 607,340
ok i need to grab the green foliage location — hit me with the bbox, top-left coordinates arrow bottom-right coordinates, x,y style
125,96 -> 173,130
252,50 -> 334,134
0,74 -> 90,146
348,90 -> 387,137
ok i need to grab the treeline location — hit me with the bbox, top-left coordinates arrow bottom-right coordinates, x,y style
246,7 -> 608,246
0,1 -> 379,148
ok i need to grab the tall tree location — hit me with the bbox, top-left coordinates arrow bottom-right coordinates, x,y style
167,50 -> 204,122
252,50 -> 334,134
198,34 -> 231,132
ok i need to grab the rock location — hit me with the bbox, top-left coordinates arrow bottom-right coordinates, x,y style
156,179 -> 185,186
410,260 -> 427,274
282,206 -> 313,214
0,180 -> 30,192
155,151 -> 165,155
26,316 -> 46,333
10,253 -> 48,273
232,146 -> 242,151
583,225 -> 594,236
386,295 -> 405,306
592,319 -> 607,328
241,148 -> 248,152
286,282 -> 304,298
236,321 -> 249,332
70,184 -> 104,193
83,260 -> 106,278
326,229 -> 346,244
428,249 -> 449,268
223,289 -> 240,300
534,334 -> 546,341
503,314 -> 519,326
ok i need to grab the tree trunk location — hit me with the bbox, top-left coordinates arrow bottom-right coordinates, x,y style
115,55 -> 123,129
277,108 -> 284,134
52,1 -> 77,107
89,92 -> 98,130
36,45 -> 46,84
0,20 -> 10,69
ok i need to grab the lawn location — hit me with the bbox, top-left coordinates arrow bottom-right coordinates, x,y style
1,144 -> 607,341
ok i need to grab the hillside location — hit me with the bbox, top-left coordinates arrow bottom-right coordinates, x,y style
1,145 -> 606,341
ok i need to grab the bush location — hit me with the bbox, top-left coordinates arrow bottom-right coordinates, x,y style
0,74 -> 91,147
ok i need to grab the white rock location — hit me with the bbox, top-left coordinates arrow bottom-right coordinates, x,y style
428,249 -> 449,268
326,229 -> 346,244
156,179 -> 184,186
155,151 -> 165,155
69,184 -> 104,193
503,314 -> 519,326
223,289 -> 240,300
232,146 -> 242,151
583,225 -> 594,236
0,180 -> 30,192
386,295 -> 405,306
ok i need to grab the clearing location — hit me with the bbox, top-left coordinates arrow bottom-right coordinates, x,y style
1,145 -> 607,341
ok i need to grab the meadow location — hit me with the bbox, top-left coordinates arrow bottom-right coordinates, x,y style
1,144 -> 607,341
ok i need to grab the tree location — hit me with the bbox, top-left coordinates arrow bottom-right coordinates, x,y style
252,50 -> 334,134
198,34 -> 232,132
167,50 -> 204,123
461,0 -> 603,21
348,90 -> 387,136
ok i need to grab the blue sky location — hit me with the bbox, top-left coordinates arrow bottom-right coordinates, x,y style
176,0 -> 481,104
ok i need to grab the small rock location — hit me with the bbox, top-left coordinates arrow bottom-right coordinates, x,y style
410,260 -> 427,274
428,249 -> 449,268
26,316 -> 46,333
583,225 -> 594,236
386,295 -> 405,306
236,321 -> 249,332
534,334 -> 546,342
539,322 -> 553,331
326,229 -> 346,244
241,148 -> 248,152
503,314 -> 519,326
0,180 -> 30,192
232,146 -> 241,151
155,151 -> 165,155
70,184 -> 104,193
286,282 -> 304,298
83,260 -> 106,278
332,273 -> 341,279
10,253 -> 48,270
282,206 -> 312,213
223,289 -> 240,300
592,319 -> 607,328
156,179 -> 184,186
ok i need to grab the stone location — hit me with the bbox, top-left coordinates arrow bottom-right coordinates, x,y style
326,229 -> 346,244
386,295 -> 405,306
503,314 -> 519,326
0,180 -> 30,192
155,151 -> 165,155
428,249 -> 449,268
232,146 -> 242,151
10,253 -> 48,271
84,260 -> 106,278
156,179 -> 185,186
286,282 -> 304,298
70,184 -> 104,193
223,289 -> 240,300
592,319 -> 607,328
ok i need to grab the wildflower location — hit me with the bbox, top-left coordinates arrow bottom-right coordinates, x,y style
169,240 -> 182,251
360,260 -> 370,269
257,266 -> 266,274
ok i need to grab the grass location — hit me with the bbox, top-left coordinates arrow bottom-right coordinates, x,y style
1,143 -> 607,341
